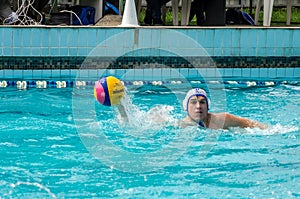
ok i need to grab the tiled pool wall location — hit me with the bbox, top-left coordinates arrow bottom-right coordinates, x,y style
0,26 -> 299,82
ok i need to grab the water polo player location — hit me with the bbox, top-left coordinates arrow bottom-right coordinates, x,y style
116,87 -> 267,130
180,88 -> 267,129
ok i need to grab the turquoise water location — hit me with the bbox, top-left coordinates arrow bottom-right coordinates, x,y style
0,81 -> 299,198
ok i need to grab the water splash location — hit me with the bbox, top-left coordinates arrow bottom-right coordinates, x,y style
9,181 -> 56,199
116,91 -> 178,137
230,124 -> 299,135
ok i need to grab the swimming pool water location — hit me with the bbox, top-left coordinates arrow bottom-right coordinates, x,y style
0,82 -> 299,198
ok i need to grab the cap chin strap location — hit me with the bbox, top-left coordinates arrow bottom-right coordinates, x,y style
198,120 -> 205,128
188,114 -> 206,128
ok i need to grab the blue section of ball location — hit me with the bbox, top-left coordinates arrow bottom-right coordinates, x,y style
99,77 -> 111,106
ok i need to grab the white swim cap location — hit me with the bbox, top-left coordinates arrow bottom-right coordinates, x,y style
183,88 -> 210,111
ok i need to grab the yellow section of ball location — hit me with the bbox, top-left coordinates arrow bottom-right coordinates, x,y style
106,76 -> 125,106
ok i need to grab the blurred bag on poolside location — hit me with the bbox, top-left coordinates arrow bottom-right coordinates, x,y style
69,5 -> 95,25
226,8 -> 254,25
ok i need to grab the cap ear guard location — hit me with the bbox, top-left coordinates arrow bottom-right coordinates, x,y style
183,88 -> 210,111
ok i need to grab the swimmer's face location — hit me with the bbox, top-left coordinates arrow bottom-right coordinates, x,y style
187,96 -> 208,122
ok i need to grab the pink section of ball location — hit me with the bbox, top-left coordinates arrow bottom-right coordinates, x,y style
95,82 -> 105,104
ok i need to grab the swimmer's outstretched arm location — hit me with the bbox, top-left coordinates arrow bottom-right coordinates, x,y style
116,103 -> 128,123
223,113 -> 267,130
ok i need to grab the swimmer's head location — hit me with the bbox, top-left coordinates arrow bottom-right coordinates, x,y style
183,88 -> 210,111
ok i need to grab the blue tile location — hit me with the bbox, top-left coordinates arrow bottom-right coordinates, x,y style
248,47 -> 256,56
12,28 -> 22,47
0,70 -> 4,78
250,68 -> 260,78
152,68 -> 162,80
87,29 -> 97,47
217,68 -> 226,77
69,29 -> 79,47
282,29 -> 292,47
59,28 -> 69,47
268,68 -> 277,78
179,68 -> 189,77
223,48 -> 231,56
31,47 -> 41,56
276,68 -> 286,77
256,29 -> 266,48
32,70 -> 42,78
223,68 -> 233,77
293,67 -> 300,78
128,69 -> 143,80
170,68 -> 181,79
232,68 -> 242,77
274,48 -> 283,56
231,29 -> 240,48
70,70 -> 78,79
31,28 -> 41,47
21,47 -> 31,56
266,29 -> 276,47
96,29 -> 106,45
204,29 -> 214,48
59,47 -> 69,56
13,70 -> 23,79
13,47 -> 22,56
190,68 -> 204,78
78,29 -> 88,47
41,70 -> 53,79
114,69 -> 126,78
187,29 -> 197,44
196,29 -> 205,46
257,47 -> 266,56
41,47 -> 49,55
222,29 -> 231,47
49,29 -> 59,47
51,70 -> 61,78
143,69 -> 153,80
23,70 -> 33,79
151,29 -> 161,48
49,47 -> 59,56
241,68 -> 251,78
285,68 -> 294,78
248,29 -> 257,47
4,70 -> 14,78
3,28 -> 13,47
0,48 -> 2,56
162,68 -> 171,79
21,29 -> 31,47
213,29 -> 223,48
86,69 -> 98,80
292,48 -> 300,56
69,47 -> 78,56
213,48 -> 222,56
240,47 -> 248,56
283,47 -> 292,56
205,48 -> 213,56
40,29 -> 50,47
77,47 -> 87,56
265,47 -> 275,56
206,68 -> 217,78
3,47 -> 12,56
292,30 -> 300,47
259,68 -> 269,78
231,47 -> 240,56
240,29 -> 249,48
0,28 -> 2,45
60,69 -> 71,78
